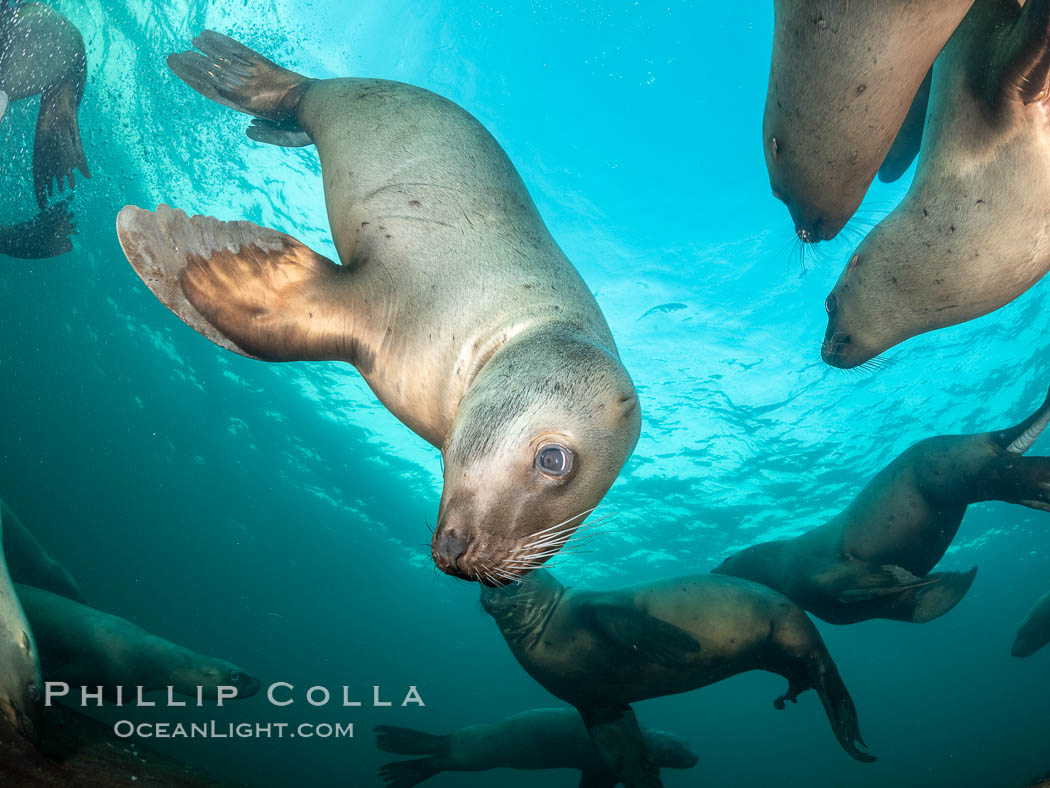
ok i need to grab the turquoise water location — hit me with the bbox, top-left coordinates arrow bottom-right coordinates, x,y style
1,1 -> 1049,786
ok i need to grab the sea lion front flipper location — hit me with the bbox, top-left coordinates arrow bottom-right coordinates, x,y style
824,563 -> 936,601
578,769 -> 619,788
33,59 -> 90,208
827,562 -> 976,623
0,200 -> 76,260
580,706 -> 664,788
984,0 -> 1050,108
116,205 -> 366,365
246,118 -> 312,148
878,69 -> 931,183
584,602 -> 699,666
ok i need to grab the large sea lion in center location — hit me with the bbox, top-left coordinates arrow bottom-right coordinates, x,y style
715,388 -> 1050,624
764,0 -> 972,242
483,570 -> 873,788
115,32 -> 641,584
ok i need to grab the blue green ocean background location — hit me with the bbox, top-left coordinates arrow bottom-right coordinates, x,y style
1,1 -> 1049,785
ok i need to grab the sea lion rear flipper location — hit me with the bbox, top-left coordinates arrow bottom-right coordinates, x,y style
378,756 -> 446,788
0,200 -> 76,260
116,205 -> 363,364
167,31 -> 314,144
374,726 -> 450,756
584,602 -> 699,666
985,0 -> 1050,107
878,69 -> 931,183
33,62 -> 90,209
578,769 -> 619,788
580,706 -> 664,788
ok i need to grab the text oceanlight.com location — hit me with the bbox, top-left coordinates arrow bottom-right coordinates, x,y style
113,721 -> 356,739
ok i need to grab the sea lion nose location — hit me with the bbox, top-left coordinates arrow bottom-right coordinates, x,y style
432,530 -> 471,576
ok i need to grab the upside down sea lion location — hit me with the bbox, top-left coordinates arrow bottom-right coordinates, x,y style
483,570 -> 874,788
115,31 -> 641,585
764,0 -> 972,242
375,708 -> 698,788
1012,590 -> 1050,658
1,499 -> 82,602
17,584 -> 260,701
715,388 -> 1050,624
0,0 -> 90,207
0,504 -> 42,742
822,0 -> 1050,368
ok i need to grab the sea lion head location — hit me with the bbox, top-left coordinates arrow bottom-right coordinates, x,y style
643,728 -> 700,770
190,660 -> 261,700
434,328 -> 640,585
712,541 -> 790,590
0,629 -> 42,744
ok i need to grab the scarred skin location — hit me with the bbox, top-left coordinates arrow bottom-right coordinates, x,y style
764,0 -> 972,242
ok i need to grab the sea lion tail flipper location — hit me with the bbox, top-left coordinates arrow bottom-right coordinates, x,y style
911,567 -> 978,623
116,205 -> 362,364
878,69 -> 931,183
378,756 -> 446,788
374,726 -> 451,756
581,706 -> 664,788
585,602 -> 700,666
0,200 -> 76,260
799,658 -> 876,764
33,57 -> 90,209
167,31 -> 314,143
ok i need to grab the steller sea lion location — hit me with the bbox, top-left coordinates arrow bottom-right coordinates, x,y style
1,499 -> 82,603
0,504 -> 42,743
0,0 -> 90,208
821,0 -> 1050,368
483,570 -> 874,788
764,0 -> 972,242
115,31 -> 640,585
1012,589 -> 1050,657
715,388 -> 1050,624
375,707 -> 698,788
17,584 -> 260,702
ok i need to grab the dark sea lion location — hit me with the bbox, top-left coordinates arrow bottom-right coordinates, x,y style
764,0 -> 972,242
115,31 -> 640,584
482,570 -> 873,788
0,505 -> 42,743
1012,590 -> 1050,657
1,499 -> 82,602
0,0 -> 90,207
375,707 -> 698,788
822,0 -> 1050,368
715,389 -> 1050,624
0,200 -> 75,259
17,584 -> 260,701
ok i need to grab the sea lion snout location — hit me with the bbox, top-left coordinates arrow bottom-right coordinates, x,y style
432,529 -> 472,578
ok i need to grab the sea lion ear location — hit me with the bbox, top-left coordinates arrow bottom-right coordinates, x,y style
986,0 -> 1050,107
583,601 -> 699,666
878,70 -> 930,183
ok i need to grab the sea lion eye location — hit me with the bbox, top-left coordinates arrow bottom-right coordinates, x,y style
26,683 -> 40,702
230,671 -> 242,683
824,294 -> 837,314
536,444 -> 573,477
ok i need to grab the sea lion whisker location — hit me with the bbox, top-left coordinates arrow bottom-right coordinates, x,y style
526,508 -> 597,540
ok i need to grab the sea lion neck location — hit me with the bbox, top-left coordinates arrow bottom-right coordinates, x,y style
486,576 -> 568,652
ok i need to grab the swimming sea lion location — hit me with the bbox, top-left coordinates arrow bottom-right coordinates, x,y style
115,31 -> 641,584
17,584 -> 260,701
1012,590 -> 1050,657
0,200 -> 75,259
0,0 -> 90,207
482,570 -> 873,788
764,0 -> 971,242
0,505 -> 42,743
1,500 -> 83,602
715,388 -> 1050,624
821,0 -> 1050,368
375,707 -> 698,788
